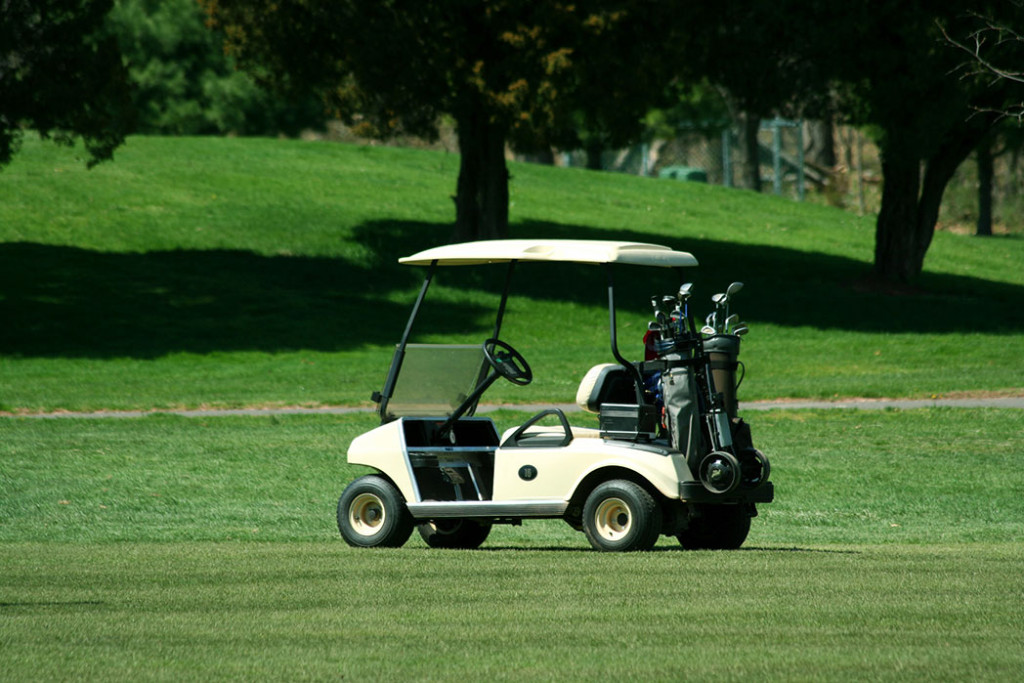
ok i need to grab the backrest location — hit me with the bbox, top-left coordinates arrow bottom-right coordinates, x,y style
575,363 -> 638,413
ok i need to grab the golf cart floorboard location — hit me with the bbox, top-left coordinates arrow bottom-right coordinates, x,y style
406,500 -> 569,519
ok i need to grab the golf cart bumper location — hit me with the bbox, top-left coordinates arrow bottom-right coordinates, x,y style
679,481 -> 774,504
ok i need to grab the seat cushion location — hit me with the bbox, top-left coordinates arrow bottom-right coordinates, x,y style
576,363 -> 637,413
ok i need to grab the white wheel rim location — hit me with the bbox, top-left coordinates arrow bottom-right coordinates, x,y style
594,497 -> 631,541
349,493 -> 386,536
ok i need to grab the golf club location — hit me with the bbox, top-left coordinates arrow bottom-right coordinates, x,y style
723,282 -> 742,328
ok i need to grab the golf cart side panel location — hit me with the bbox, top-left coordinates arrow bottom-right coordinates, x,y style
347,421 -> 417,502
491,440 -> 686,502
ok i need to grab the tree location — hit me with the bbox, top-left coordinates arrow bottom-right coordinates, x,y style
941,3 -> 1024,237
1,0 -> 134,170
685,1 -> 1024,283
202,1 -> 680,241
942,3 -> 1024,124
105,0 -> 326,136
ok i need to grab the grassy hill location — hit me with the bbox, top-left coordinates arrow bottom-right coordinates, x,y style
1,135 -> 1022,412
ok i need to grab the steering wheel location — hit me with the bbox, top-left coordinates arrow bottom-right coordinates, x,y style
483,338 -> 533,386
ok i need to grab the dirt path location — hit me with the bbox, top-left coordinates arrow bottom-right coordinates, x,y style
4,396 -> 1023,419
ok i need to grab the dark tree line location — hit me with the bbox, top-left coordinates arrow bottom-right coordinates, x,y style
4,0 -> 1024,283
1,0 -> 133,168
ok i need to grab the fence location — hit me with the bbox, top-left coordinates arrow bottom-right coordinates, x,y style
563,119 -> 813,201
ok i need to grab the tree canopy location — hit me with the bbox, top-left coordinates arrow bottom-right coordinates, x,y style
1,0 -> 134,169
203,0 -> 681,241
681,1 -> 1024,282
105,0 -> 326,136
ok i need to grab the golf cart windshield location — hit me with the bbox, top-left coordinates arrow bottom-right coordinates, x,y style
376,240 -> 699,423
384,344 -> 488,420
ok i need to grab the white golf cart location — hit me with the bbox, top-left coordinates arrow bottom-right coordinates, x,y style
338,239 -> 773,551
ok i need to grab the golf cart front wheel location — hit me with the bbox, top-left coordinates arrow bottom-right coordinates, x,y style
417,518 -> 492,549
337,475 -> 414,548
582,480 -> 661,552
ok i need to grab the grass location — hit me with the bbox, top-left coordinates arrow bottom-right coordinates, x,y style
3,543 -> 1021,680
3,408 -> 1022,545
3,135 -> 1022,680
1,135 -> 1022,412
2,408 -> 1023,679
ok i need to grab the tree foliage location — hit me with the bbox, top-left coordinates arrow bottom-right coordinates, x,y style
106,0 -> 325,136
1,0 -> 134,169
683,1 -> 1024,283
203,0 -> 680,240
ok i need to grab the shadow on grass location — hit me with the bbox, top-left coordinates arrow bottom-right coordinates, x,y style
467,545 -> 861,554
2,218 -> 1021,358
355,219 -> 1024,335
0,232 -> 489,358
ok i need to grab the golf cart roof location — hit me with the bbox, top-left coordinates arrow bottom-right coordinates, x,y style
399,239 -> 698,268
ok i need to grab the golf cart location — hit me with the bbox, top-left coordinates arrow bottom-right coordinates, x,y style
338,239 -> 773,551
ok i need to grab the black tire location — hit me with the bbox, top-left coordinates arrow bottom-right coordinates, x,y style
417,519 -> 492,549
677,504 -> 752,550
582,480 -> 661,552
337,475 -> 414,548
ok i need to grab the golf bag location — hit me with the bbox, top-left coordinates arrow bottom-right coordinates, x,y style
645,282 -> 770,497
661,364 -> 702,459
703,334 -> 742,420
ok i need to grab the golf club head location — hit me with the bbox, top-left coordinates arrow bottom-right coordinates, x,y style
725,314 -> 739,329
711,293 -> 727,306
726,282 -> 744,297
733,324 -> 749,336
701,325 -> 717,336
678,283 -> 694,300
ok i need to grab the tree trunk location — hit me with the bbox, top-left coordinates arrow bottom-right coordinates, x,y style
806,118 -> 837,169
452,105 -> 509,243
873,126 -> 990,282
873,153 -> 923,283
741,113 -> 762,192
585,141 -> 604,170
976,135 -> 994,236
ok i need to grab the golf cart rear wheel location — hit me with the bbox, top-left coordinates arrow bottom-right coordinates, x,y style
337,475 -> 414,548
582,480 -> 661,552
677,504 -> 751,550
417,518 -> 492,549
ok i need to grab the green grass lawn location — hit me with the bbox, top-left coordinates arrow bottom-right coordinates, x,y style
3,135 -> 1023,680
1,135 -> 1022,412
2,408 -> 1022,679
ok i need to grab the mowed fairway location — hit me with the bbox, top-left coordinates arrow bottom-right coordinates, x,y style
2,135 -> 1022,679
2,409 -> 1022,680
4,543 -> 1021,680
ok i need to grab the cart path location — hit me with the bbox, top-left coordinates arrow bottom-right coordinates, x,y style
3,396 -> 1023,419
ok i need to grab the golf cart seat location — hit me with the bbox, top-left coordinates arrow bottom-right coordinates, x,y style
576,364 -> 638,413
